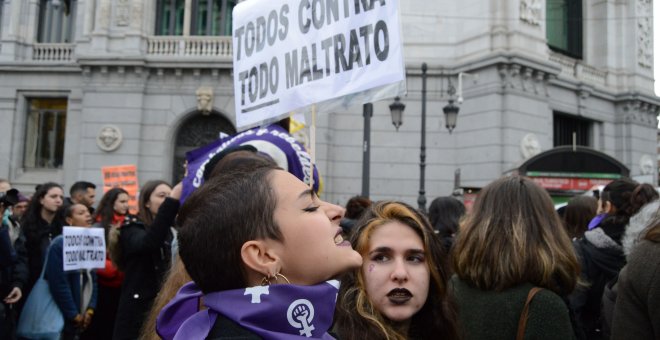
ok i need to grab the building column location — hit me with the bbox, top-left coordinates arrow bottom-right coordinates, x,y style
7,0 -> 23,39
82,0 -> 95,38
183,0 -> 192,36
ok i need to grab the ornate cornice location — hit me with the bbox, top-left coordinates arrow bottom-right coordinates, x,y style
498,63 -> 550,96
618,98 -> 660,126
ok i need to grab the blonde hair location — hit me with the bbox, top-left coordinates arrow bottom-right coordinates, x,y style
452,176 -> 579,294
335,201 -> 459,340
140,255 -> 192,340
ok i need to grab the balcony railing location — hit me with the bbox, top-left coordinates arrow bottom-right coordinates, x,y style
147,36 -> 232,59
32,43 -> 75,62
549,51 -> 607,87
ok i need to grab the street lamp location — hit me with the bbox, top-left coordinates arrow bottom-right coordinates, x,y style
389,97 -> 404,131
443,100 -> 459,133
389,63 -> 461,213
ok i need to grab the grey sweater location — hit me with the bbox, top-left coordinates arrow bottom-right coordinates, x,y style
611,240 -> 660,340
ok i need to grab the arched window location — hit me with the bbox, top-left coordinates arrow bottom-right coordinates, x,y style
546,0 -> 582,59
155,0 -> 236,36
37,0 -> 77,43
172,112 -> 236,182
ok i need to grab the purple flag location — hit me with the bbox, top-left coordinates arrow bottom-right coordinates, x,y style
157,280 -> 340,340
181,124 -> 320,202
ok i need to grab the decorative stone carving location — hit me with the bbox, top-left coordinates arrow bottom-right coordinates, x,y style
520,0 -> 542,26
130,1 -> 144,30
637,0 -> 652,68
498,63 -> 549,95
116,0 -> 130,26
620,99 -> 660,127
97,125 -> 123,152
639,154 -> 654,175
520,133 -> 542,159
196,86 -> 214,114
97,0 -> 111,31
533,71 -> 545,94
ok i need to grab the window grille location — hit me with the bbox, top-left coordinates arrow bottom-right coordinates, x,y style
553,113 -> 591,147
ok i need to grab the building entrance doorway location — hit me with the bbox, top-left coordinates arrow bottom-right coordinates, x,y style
173,112 -> 235,183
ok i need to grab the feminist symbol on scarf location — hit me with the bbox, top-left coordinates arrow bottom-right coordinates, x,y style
244,286 -> 269,303
287,299 -> 315,337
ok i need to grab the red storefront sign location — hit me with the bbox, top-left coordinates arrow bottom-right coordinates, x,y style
530,177 -> 612,191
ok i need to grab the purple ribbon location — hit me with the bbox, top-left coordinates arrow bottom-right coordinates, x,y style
157,281 -> 340,340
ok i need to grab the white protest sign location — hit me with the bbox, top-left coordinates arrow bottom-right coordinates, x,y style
233,0 -> 405,129
62,227 -> 106,271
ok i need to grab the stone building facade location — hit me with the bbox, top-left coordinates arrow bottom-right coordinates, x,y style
0,0 -> 658,207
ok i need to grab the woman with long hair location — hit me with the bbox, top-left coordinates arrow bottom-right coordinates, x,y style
562,196 -> 598,240
611,211 -> 660,339
111,180 -> 179,340
570,179 -> 638,339
21,182 -> 64,290
83,188 -> 129,340
334,201 -> 460,340
44,204 -> 97,339
156,165 -> 363,339
452,176 -> 580,340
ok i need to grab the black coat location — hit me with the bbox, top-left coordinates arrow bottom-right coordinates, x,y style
207,314 -> 261,339
0,218 -> 28,297
570,222 -> 626,340
23,217 -> 62,292
112,198 -> 178,340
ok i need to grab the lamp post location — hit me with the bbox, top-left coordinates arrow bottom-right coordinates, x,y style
418,62 -> 428,213
389,63 -> 461,213
361,103 -> 373,197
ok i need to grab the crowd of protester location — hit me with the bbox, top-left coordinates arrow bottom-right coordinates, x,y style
1,151 -> 660,339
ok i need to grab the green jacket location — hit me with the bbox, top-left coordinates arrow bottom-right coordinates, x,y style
451,276 -> 576,340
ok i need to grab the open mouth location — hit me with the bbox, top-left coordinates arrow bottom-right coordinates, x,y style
334,229 -> 351,246
387,288 -> 413,305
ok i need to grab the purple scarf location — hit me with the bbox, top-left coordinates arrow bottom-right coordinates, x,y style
157,281 -> 340,340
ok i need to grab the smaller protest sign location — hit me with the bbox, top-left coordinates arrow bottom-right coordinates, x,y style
62,227 -> 106,271
101,164 -> 139,214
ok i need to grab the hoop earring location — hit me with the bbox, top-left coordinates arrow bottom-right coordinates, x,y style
260,272 -> 291,286
275,273 -> 291,284
261,274 -> 274,286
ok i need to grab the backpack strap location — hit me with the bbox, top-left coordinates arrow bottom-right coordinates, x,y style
39,236 -> 60,279
517,287 -> 544,340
